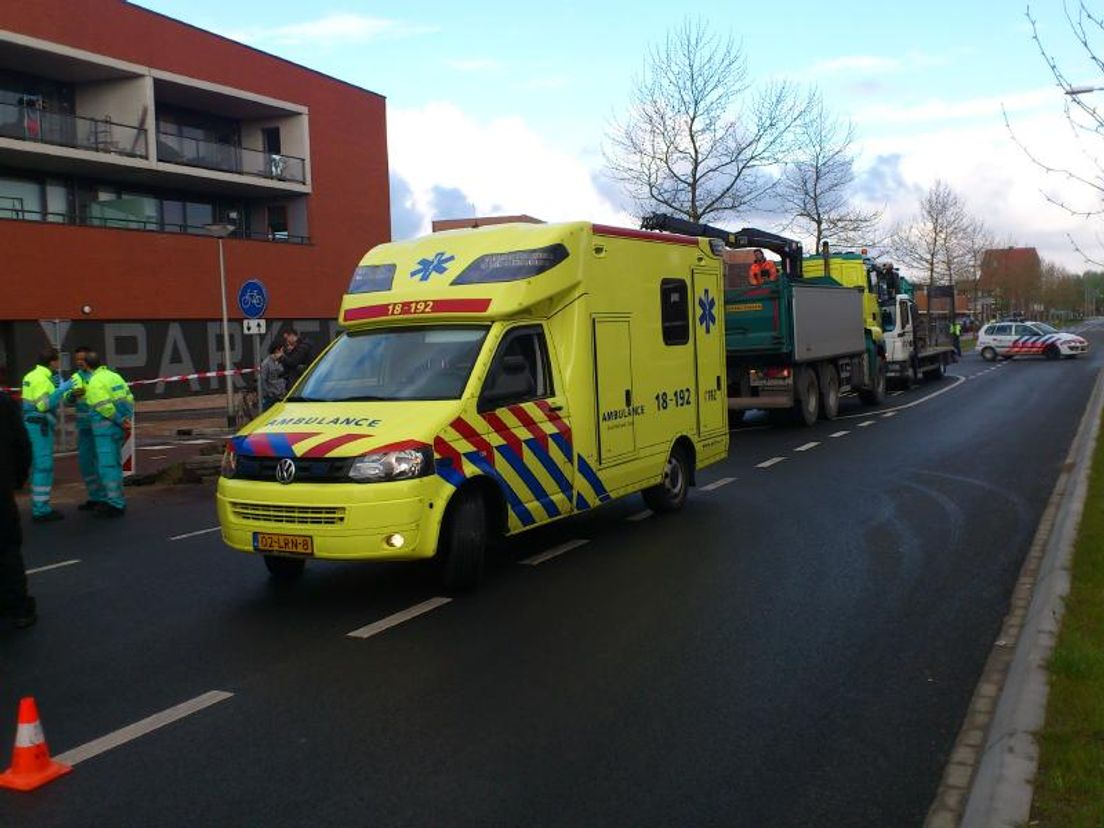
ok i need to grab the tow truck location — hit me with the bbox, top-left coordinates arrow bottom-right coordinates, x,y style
642,215 -> 887,425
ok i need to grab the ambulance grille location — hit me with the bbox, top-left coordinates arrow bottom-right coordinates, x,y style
230,502 -> 346,526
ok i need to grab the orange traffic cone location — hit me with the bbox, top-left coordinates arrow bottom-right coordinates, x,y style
0,697 -> 71,791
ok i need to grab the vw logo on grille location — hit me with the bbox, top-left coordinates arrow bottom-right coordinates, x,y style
275,458 -> 297,484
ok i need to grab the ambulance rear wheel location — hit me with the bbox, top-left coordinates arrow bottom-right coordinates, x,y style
643,446 -> 691,513
440,488 -> 487,592
794,366 -> 820,426
263,555 -> 305,582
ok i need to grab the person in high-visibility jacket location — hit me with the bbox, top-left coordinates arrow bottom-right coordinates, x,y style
83,351 -> 133,518
67,345 -> 106,511
748,249 -> 779,285
20,347 -> 73,522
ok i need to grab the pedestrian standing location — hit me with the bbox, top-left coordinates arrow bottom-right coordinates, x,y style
0,387 -> 36,628
281,328 -> 315,387
259,342 -> 287,412
83,352 -> 133,519
21,347 -> 72,522
68,345 -> 105,511
950,319 -> 962,357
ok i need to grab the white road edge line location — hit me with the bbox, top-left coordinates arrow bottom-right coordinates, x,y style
857,420 -> 876,428
794,442 -> 819,452
757,457 -> 785,469
520,538 -> 591,565
169,527 -> 221,541
836,373 -> 966,420
53,690 -> 233,766
27,559 -> 80,575
830,430 -> 850,438
626,510 -> 654,523
700,477 -> 736,492
347,597 -> 453,639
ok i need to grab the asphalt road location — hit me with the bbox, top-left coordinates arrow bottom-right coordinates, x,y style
2,324 -> 1102,827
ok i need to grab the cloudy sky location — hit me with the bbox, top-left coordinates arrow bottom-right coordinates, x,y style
137,0 -> 1104,270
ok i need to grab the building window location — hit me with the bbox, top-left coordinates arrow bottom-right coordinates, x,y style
660,278 -> 690,345
267,204 -> 288,240
0,176 -> 43,220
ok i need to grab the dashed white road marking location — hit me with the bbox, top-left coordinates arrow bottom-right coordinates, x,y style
890,391 -> 905,397
27,559 -> 80,575
347,597 -> 452,638
626,510 -> 654,522
830,430 -> 850,438
881,411 -> 897,418
757,457 -> 786,469
138,444 -> 176,451
53,690 -> 234,766
794,442 -> 820,452
857,420 -> 876,428
520,539 -> 591,566
700,477 -> 736,491
177,439 -> 216,445
169,526 -> 221,541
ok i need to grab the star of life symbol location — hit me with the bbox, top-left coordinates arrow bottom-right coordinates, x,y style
410,252 -> 456,282
698,289 -> 717,333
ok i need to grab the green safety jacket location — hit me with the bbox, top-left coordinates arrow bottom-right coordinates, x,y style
21,364 -> 64,416
85,366 -> 134,427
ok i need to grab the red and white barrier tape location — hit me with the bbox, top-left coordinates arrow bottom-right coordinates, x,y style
3,366 -> 256,394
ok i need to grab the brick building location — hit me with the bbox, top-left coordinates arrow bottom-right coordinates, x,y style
0,0 -> 389,394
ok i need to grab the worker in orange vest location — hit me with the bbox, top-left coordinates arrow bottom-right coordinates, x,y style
748,249 -> 779,285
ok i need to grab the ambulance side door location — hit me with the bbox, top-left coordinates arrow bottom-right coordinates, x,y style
692,268 -> 726,435
475,325 -> 574,530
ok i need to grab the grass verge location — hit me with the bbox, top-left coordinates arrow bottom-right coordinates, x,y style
1030,407 -> 1104,827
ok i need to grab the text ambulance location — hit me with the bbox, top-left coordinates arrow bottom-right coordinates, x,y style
217,221 -> 729,589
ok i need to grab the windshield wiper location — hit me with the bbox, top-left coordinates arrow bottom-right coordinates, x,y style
333,395 -> 391,402
284,395 -> 321,402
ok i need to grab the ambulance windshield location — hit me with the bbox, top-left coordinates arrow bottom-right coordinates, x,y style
290,326 -> 489,402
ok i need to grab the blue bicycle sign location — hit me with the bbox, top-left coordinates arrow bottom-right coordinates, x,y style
237,279 -> 268,319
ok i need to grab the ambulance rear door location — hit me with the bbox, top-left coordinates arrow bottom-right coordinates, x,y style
692,268 -> 725,435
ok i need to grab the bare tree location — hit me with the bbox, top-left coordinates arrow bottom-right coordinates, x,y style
958,216 -> 996,319
604,18 -> 812,223
1008,3 -> 1104,264
891,180 -> 971,292
777,95 -> 882,249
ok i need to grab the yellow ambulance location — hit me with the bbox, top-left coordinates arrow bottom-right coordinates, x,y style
217,221 -> 729,589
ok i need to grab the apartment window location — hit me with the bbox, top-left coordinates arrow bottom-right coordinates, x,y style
0,176 -> 43,220
267,204 -> 288,240
660,278 -> 690,345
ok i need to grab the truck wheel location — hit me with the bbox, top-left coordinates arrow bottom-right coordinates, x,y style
1045,344 -> 1060,361
643,445 -> 691,513
859,359 -> 887,405
794,366 -> 820,426
439,488 -> 487,592
818,365 -> 839,420
980,346 -> 997,362
264,555 -> 305,582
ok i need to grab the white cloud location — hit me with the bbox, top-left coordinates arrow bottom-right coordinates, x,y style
810,55 -> 901,74
388,102 -> 627,238
229,13 -> 437,46
853,87 -> 1056,126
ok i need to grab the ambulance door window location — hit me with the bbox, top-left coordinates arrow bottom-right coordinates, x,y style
478,327 -> 552,411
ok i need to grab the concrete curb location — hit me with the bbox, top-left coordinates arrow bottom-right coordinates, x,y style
925,366 -> 1104,827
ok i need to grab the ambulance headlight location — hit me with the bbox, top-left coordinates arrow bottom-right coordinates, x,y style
220,445 -> 237,478
348,446 -> 434,483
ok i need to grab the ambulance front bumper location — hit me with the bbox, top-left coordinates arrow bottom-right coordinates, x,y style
216,478 -> 442,561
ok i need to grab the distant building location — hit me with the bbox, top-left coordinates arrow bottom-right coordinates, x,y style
979,247 -> 1042,318
432,214 -> 543,233
0,0 -> 390,395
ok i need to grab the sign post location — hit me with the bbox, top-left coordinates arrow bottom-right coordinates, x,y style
238,279 -> 268,414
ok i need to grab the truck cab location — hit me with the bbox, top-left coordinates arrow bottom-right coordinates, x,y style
216,221 -> 729,590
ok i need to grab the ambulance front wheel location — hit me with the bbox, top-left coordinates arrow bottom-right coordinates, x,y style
439,487 -> 487,592
643,445 -> 691,513
264,555 -> 305,582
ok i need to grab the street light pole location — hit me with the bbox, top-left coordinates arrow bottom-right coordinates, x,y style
204,222 -> 237,428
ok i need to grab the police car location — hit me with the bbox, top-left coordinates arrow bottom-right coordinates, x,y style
976,321 -> 1089,361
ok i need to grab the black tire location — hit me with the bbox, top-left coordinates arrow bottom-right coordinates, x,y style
1044,344 -> 1060,361
439,488 -> 487,592
980,346 -> 997,362
818,364 -> 839,420
263,555 -> 305,582
858,358 -> 887,405
643,445 -> 691,513
794,366 -> 820,426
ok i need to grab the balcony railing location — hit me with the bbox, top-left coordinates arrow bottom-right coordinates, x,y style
0,205 -> 310,244
156,131 -> 306,184
0,101 -> 148,158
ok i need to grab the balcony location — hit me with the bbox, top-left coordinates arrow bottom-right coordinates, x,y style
155,131 -> 306,184
0,101 -> 148,159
